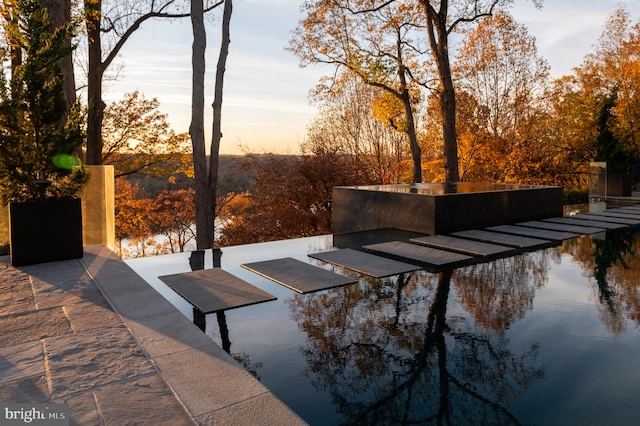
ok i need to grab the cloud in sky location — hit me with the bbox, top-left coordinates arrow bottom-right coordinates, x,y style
105,0 -> 640,155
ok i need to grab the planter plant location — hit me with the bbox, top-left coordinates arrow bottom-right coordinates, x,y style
0,0 -> 87,266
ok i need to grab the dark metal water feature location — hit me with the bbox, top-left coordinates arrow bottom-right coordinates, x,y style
333,182 -> 564,235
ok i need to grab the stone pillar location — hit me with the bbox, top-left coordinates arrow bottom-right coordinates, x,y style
0,165 -> 115,251
80,165 -> 115,250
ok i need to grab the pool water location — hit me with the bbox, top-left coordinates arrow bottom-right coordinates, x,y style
126,227 -> 640,425
345,182 -> 550,195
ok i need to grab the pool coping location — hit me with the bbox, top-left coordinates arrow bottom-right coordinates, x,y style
81,245 -> 307,425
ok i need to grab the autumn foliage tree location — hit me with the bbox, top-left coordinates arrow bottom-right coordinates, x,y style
290,0 -> 429,183
114,178 -> 154,256
547,8 -> 640,189
453,11 -> 552,183
101,91 -> 191,178
83,0 -> 223,165
218,153 -> 374,245
303,71 -> 415,184
115,178 -> 196,257
152,188 -> 196,253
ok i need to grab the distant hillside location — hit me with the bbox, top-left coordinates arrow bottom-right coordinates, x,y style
123,154 -> 296,197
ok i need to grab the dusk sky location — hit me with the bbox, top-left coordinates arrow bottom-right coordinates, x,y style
104,0 -> 640,155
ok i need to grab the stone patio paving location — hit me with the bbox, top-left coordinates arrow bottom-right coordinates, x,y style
0,246 -> 306,425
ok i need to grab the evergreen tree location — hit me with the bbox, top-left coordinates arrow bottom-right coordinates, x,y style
0,0 -> 86,203
593,89 -> 636,173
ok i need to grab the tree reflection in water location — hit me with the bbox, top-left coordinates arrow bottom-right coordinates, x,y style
560,228 -> 640,333
188,249 -> 264,378
287,251 -> 549,425
454,250 -> 555,334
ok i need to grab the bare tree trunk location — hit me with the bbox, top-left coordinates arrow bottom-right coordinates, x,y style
421,0 -> 459,182
83,1 -> 223,166
85,0 -> 105,165
402,91 -> 422,183
190,0 -> 214,249
208,0 -> 232,247
396,33 -> 422,183
41,0 -> 75,109
438,47 -> 459,182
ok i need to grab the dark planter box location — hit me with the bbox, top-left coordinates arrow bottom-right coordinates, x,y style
10,198 -> 83,266
333,183 -> 564,235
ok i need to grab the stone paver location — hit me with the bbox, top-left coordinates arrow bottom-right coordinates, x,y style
0,249 -> 307,425
1,307 -> 72,347
0,341 -> 45,384
0,255 -> 195,424
45,324 -> 155,398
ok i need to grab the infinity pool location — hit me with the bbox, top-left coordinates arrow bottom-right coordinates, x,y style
126,225 -> 640,425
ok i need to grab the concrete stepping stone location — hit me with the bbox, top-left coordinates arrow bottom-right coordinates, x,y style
617,206 -> 640,213
309,248 -> 419,278
516,220 -> 605,235
543,217 -> 625,230
450,229 -> 553,249
410,235 -> 514,257
572,213 -> 640,225
159,269 -> 276,314
242,257 -> 357,294
363,241 -> 472,267
486,225 -> 577,241
581,212 -> 640,224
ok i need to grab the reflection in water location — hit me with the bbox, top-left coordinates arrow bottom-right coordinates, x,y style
128,229 -> 640,424
287,265 -> 544,424
188,249 -> 263,378
561,228 -> 640,333
454,250 -> 553,333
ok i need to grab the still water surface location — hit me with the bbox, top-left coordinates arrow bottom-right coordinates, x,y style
127,227 -> 640,425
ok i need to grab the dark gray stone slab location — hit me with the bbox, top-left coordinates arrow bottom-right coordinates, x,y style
486,225 -> 577,241
363,241 -> 473,267
603,209 -> 640,217
450,229 -> 552,249
309,248 -> 419,278
543,217 -> 625,230
516,220 -> 605,235
572,213 -> 640,225
617,206 -> 640,212
241,257 -> 357,294
581,212 -> 640,224
409,235 -> 514,257
159,269 -> 276,314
